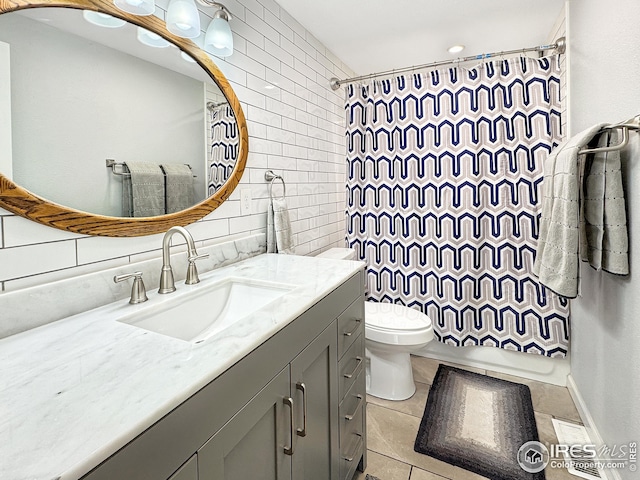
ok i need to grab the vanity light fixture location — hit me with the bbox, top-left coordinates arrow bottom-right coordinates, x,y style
180,51 -> 197,63
113,0 -> 233,56
113,0 -> 155,16
82,11 -> 126,28
203,2 -> 233,57
166,0 -> 201,38
137,27 -> 171,47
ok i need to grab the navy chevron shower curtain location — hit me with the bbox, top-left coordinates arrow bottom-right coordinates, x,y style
208,104 -> 239,195
345,57 -> 570,358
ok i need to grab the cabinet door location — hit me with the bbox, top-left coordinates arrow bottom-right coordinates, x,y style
198,366 -> 293,480
290,321 -> 339,480
167,455 -> 197,480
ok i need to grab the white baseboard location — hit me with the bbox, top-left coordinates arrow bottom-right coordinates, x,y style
567,374 -> 622,480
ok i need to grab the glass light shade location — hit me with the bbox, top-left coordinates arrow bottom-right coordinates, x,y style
113,0 -> 155,16
166,0 -> 201,38
204,16 -> 233,57
180,51 -> 196,63
137,27 -> 171,48
82,11 -> 126,28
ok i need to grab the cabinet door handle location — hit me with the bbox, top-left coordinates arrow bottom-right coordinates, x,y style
342,318 -> 361,337
343,356 -> 363,379
296,382 -> 307,437
343,434 -> 363,462
283,397 -> 295,455
344,394 -> 363,421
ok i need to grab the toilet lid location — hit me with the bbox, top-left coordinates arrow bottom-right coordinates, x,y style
364,302 -> 432,332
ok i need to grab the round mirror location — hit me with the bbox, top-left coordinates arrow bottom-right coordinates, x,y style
0,0 -> 248,237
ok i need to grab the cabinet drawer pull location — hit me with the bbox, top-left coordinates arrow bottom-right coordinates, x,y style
344,394 -> 363,421
296,382 -> 307,437
343,356 -> 363,379
342,434 -> 362,462
342,318 -> 361,337
283,397 -> 295,455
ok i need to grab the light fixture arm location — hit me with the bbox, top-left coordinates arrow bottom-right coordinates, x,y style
195,0 -> 232,19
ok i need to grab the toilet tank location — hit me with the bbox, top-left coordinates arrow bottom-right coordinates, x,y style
315,248 -> 357,260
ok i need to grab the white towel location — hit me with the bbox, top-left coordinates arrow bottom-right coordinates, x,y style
534,123 -> 629,297
267,197 -> 294,254
161,164 -> 194,214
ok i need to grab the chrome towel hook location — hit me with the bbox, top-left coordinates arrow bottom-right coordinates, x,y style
265,170 -> 286,200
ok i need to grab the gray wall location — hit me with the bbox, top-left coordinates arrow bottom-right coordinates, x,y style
568,0 -> 640,465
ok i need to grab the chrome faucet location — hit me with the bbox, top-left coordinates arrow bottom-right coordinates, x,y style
158,226 -> 209,294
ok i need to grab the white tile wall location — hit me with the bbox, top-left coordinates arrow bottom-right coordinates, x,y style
0,0 -> 356,292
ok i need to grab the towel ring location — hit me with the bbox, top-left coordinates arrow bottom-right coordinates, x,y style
265,170 -> 286,200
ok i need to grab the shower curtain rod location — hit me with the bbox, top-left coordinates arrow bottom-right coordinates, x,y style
206,101 -> 227,111
329,37 -> 566,90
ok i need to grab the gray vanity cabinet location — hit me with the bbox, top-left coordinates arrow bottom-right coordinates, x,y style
167,456 -> 198,480
197,366 -> 292,480
198,323 -> 339,480
80,271 -> 364,480
290,322 -> 339,480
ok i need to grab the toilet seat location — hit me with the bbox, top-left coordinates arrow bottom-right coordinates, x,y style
364,302 -> 434,346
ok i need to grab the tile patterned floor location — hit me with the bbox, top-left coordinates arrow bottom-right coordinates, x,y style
354,356 -> 583,480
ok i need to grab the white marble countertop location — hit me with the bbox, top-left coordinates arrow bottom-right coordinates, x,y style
0,254 -> 363,480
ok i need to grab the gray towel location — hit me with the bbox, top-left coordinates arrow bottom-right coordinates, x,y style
122,161 -> 165,217
580,130 -> 629,275
161,164 -> 194,214
267,197 -> 294,254
534,123 -> 629,297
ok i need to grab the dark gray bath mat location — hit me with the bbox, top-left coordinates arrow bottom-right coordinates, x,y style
414,364 -> 545,480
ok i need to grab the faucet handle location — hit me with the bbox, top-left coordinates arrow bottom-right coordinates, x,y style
187,252 -> 209,263
186,252 -> 209,285
114,271 -> 148,304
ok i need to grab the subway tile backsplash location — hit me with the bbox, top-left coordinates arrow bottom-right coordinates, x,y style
0,234 -> 266,339
0,0 -> 354,293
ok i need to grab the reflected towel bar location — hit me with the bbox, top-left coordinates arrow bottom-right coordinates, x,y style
106,159 -> 197,178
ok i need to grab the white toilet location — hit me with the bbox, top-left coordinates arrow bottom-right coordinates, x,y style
316,248 -> 435,401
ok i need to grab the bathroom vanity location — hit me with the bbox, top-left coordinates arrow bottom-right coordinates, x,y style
0,254 -> 366,480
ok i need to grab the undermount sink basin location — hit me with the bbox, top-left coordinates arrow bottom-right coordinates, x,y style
117,277 -> 296,343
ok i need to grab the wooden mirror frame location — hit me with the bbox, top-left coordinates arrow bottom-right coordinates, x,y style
0,0 -> 248,236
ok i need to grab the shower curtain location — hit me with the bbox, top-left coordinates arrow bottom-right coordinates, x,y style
345,56 -> 570,358
208,104 -> 239,195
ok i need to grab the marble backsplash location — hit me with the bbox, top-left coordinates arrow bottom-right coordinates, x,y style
0,233 -> 266,339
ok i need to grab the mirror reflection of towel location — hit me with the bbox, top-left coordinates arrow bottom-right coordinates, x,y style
161,164 -> 194,214
122,161 -> 165,217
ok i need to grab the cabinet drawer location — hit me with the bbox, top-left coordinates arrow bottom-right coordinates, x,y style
338,333 -> 364,401
339,431 -> 363,480
337,298 -> 364,359
339,369 -> 365,445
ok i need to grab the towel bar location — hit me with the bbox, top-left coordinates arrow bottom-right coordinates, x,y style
265,170 -> 286,200
578,116 -> 640,154
106,159 -> 197,178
